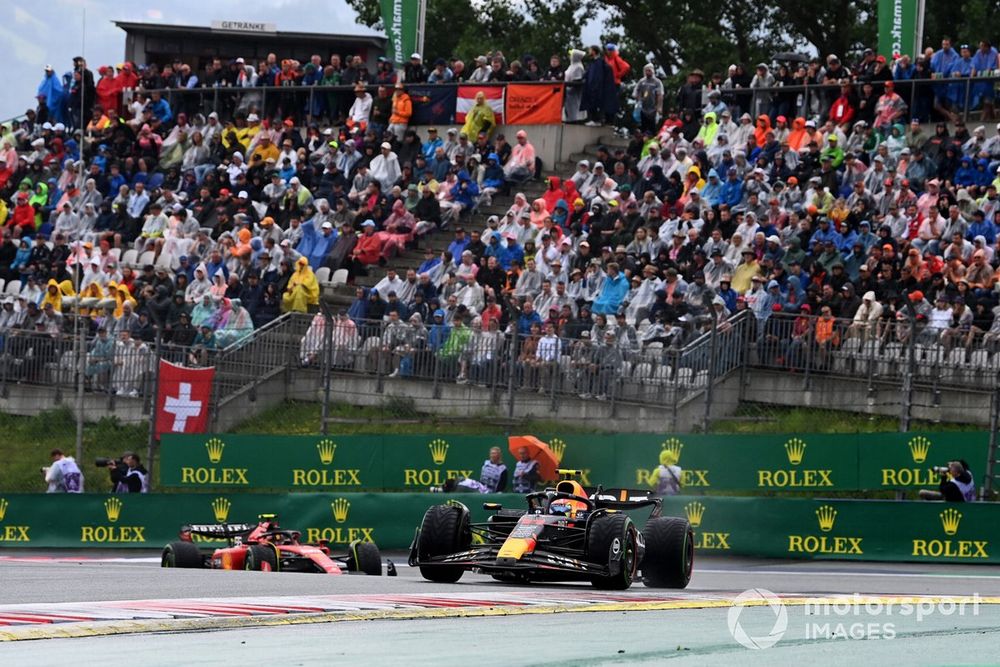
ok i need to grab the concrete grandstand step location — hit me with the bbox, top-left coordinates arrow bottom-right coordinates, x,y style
597,134 -> 630,147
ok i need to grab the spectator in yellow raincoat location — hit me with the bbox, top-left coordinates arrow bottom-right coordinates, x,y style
461,91 -> 496,141
107,282 -> 136,318
77,281 -> 105,318
282,256 -> 320,313
40,278 -> 74,311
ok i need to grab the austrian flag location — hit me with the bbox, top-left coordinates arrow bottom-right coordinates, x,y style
456,86 -> 505,124
154,360 -> 214,439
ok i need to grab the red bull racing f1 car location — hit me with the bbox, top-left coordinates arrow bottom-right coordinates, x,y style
408,475 -> 693,589
162,514 -> 392,575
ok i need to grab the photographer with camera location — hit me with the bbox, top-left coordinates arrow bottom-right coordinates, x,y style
43,449 -> 84,493
919,460 -> 976,502
99,451 -> 149,493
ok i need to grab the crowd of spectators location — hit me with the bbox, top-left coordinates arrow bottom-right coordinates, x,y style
5,37 -> 1000,398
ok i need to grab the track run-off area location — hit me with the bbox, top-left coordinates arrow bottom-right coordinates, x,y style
0,553 -> 999,664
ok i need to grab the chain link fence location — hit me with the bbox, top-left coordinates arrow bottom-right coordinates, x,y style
4,306 -> 1000,493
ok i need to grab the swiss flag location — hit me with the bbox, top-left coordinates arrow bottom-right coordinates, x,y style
154,360 -> 215,439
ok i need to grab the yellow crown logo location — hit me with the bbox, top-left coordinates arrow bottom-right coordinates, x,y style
428,439 -> 449,465
940,508 -> 962,536
661,438 -> 684,463
816,505 -> 837,532
0,498 -> 8,522
684,502 -> 705,528
316,439 -> 337,465
211,497 -> 231,523
205,438 -> 225,464
549,438 -> 567,463
908,436 -> 931,464
784,438 -> 806,465
104,497 -> 123,523
331,498 -> 351,524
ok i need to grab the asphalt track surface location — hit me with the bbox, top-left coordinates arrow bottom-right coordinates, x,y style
1,552 -> 999,665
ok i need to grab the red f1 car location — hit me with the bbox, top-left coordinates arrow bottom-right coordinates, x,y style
161,514 -> 391,576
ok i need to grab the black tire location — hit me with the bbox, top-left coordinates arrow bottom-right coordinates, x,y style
587,513 -> 639,590
244,544 -> 278,572
347,540 -> 383,575
161,541 -> 203,568
417,504 -> 470,583
641,517 -> 693,589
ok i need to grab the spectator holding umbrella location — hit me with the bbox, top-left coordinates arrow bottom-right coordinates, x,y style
511,445 -> 539,493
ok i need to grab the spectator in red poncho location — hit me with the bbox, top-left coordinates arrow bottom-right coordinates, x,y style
348,219 -> 384,277
604,44 -> 631,86
828,81 -> 856,129
96,66 -> 122,116
541,176 -> 567,213
786,117 -> 809,152
9,192 -> 36,237
113,62 -> 139,91
753,115 -> 772,148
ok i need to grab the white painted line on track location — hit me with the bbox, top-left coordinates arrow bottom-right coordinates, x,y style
696,568 -> 1000,580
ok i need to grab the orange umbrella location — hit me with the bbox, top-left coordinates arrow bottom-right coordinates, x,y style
508,435 -> 560,482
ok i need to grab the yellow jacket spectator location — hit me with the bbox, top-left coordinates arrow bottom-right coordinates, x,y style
461,91 -> 496,140
731,250 -> 761,293
283,257 -> 320,313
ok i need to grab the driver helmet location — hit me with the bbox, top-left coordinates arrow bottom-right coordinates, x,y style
551,480 -> 589,518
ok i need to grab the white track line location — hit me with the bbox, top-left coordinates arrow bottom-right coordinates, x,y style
696,568 -> 1000,580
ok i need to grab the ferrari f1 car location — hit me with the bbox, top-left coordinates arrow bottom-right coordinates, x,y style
408,476 -> 693,589
161,514 -> 390,575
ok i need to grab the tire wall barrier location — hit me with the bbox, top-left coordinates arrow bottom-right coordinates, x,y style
1,493 -> 998,564
159,432 -> 988,492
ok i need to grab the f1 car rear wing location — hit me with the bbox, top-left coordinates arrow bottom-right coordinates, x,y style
181,523 -> 257,538
589,488 -> 662,517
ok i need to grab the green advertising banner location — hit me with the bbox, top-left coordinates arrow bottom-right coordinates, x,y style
1,493 -> 998,564
662,496 -> 997,564
878,0 -> 921,60
0,492 -> 523,550
160,432 -> 989,494
380,0 -> 423,67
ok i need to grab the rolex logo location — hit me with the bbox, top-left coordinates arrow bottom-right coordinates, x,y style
428,439 -> 449,465
0,498 -> 7,522
331,498 -> 351,524
317,439 -> 337,465
661,438 -> 684,463
684,501 -> 705,528
549,438 -> 566,463
211,497 -> 231,523
104,498 -> 123,523
908,436 -> 931,464
784,438 -> 806,465
205,438 -> 225,464
940,508 -> 962,536
816,505 -> 837,532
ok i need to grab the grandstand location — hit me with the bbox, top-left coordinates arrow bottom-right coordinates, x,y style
4,39 -> 1000,494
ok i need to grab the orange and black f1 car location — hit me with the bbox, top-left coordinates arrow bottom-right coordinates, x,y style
408,474 -> 692,590
162,514 -> 393,575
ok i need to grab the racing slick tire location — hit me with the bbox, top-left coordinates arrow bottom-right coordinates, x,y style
587,513 -> 639,590
347,540 -> 383,575
641,516 -> 693,589
417,504 -> 470,583
245,544 -> 279,572
161,541 -> 203,568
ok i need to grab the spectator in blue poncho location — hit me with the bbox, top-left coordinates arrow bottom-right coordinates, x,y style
37,66 -> 65,125
592,262 -> 629,314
